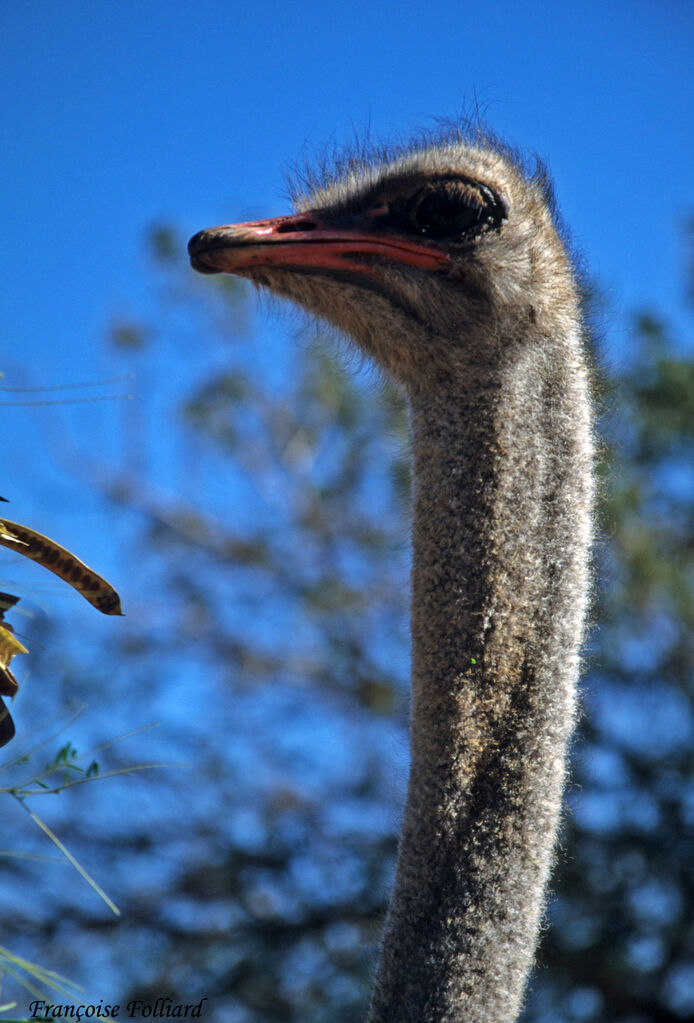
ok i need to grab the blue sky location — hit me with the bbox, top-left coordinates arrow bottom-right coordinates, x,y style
4,0 -> 693,375
1,0 -> 692,615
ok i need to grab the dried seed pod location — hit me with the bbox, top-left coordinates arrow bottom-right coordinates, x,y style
0,595 -> 26,748
0,697 -> 14,747
0,520 -> 123,615
0,621 -> 26,695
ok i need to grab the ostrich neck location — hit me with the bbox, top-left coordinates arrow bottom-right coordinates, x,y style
368,340 -> 593,1023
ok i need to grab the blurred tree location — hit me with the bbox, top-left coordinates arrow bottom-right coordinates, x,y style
1,223 -> 693,1023
529,296 -> 694,1022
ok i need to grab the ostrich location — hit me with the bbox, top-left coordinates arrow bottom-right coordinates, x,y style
188,127 -> 594,1023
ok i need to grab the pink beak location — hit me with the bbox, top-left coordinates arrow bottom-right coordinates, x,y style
188,213 -> 450,277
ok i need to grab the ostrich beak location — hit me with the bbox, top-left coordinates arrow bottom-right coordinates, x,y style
188,213 -> 449,277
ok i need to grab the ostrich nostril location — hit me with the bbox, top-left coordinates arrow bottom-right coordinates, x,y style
275,218 -> 317,234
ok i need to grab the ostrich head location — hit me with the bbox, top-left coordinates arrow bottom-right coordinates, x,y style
188,128 -> 593,1023
188,135 -> 579,392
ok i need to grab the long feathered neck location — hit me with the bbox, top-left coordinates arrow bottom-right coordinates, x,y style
368,331 -> 593,1023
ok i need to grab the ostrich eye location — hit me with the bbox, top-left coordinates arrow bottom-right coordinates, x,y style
414,191 -> 483,238
407,179 -> 503,241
